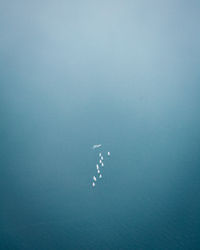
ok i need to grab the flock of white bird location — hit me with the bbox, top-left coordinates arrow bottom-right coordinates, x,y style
92,144 -> 110,187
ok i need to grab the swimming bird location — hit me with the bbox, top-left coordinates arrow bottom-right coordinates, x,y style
93,176 -> 96,182
93,144 -> 102,150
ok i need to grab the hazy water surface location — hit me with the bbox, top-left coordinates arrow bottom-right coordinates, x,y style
1,0 -> 200,249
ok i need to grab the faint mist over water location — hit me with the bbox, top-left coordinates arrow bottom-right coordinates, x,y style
1,0 -> 200,249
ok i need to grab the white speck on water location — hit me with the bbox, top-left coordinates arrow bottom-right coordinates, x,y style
93,144 -> 102,149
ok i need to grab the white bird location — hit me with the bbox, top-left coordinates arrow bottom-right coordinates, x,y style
93,176 -> 97,182
97,169 -> 100,174
99,174 -> 102,178
101,162 -> 104,167
92,182 -> 95,187
99,153 -> 102,157
107,151 -> 110,156
101,156 -> 104,160
99,159 -> 102,164
96,164 -> 99,170
93,144 -> 102,150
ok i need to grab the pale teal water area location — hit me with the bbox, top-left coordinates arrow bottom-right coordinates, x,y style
1,1 -> 200,249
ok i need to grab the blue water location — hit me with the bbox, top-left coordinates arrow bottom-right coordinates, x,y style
1,1 -> 200,249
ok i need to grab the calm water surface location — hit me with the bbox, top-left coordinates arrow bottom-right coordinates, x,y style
1,0 -> 200,249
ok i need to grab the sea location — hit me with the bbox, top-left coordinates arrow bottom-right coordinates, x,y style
1,1 -> 200,249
